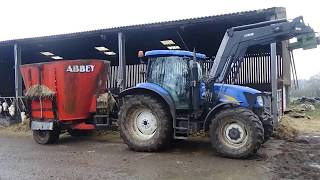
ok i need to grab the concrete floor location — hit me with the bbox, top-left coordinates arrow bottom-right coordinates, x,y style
0,132 -> 272,180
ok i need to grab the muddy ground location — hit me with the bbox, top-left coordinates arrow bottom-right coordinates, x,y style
0,132 -> 271,180
0,113 -> 320,180
268,111 -> 320,180
267,136 -> 320,180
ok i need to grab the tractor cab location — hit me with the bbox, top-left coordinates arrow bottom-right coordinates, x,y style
144,50 -> 206,110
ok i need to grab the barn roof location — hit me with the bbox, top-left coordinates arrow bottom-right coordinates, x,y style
0,7 -> 284,46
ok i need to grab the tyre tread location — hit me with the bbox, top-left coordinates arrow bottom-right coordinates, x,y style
119,95 -> 172,152
210,107 -> 264,159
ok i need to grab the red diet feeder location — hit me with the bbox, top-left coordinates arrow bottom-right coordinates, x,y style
20,59 -> 112,144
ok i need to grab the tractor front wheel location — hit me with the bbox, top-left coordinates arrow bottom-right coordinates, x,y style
119,95 -> 172,152
210,107 -> 264,159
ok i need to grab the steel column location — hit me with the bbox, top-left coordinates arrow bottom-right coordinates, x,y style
117,32 -> 126,92
270,43 -> 278,125
14,43 -> 22,97
285,86 -> 290,110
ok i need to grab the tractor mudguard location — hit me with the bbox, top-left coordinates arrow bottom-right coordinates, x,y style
119,83 -> 176,122
203,102 -> 239,130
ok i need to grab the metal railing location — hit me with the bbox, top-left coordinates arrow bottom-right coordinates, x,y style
0,96 -> 27,121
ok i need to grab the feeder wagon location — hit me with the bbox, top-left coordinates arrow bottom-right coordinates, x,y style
20,59 -> 116,144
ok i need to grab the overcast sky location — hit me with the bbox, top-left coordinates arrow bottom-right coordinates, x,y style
0,0 -> 318,79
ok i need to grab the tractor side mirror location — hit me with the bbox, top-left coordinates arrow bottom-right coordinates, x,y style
191,61 -> 199,84
190,60 -> 200,111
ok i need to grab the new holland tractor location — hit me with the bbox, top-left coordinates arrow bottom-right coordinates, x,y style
118,16 -> 318,158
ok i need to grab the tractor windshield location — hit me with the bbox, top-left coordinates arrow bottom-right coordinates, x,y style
147,56 -> 190,109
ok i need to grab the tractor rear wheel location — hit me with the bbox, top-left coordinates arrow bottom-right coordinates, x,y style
210,107 -> 264,159
119,95 -> 172,152
33,130 -> 60,144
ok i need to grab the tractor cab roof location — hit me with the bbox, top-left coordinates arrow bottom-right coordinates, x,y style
145,50 -> 207,60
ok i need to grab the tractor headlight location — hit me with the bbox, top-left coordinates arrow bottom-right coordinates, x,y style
256,96 -> 264,107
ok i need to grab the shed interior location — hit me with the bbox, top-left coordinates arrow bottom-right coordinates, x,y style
0,7 -> 285,96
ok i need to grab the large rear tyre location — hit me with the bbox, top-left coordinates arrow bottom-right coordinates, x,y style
119,95 -> 173,152
210,107 -> 264,159
33,130 -> 60,144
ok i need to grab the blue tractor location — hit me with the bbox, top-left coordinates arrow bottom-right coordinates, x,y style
118,17 -> 318,158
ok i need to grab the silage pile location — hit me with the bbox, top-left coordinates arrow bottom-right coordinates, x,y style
0,118 -> 31,135
273,116 -> 299,140
6,119 -> 31,133
274,104 -> 320,140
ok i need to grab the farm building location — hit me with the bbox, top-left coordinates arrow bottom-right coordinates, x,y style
0,7 -> 290,118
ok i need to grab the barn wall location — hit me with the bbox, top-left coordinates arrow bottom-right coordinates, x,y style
106,54 -> 283,93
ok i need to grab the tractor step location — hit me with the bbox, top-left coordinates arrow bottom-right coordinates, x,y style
174,116 -> 191,139
175,127 -> 188,130
176,117 -> 190,121
174,136 -> 188,140
174,126 -> 188,139
174,117 -> 204,140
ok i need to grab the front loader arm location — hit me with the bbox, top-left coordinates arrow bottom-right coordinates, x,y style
209,16 -> 316,83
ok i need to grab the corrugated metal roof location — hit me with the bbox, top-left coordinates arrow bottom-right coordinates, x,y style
0,7 -> 284,46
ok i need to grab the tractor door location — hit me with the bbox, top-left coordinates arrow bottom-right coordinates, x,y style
147,56 -> 191,109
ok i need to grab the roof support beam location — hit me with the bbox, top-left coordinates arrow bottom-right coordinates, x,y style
117,32 -> 126,92
275,8 -> 290,111
14,43 -> 22,97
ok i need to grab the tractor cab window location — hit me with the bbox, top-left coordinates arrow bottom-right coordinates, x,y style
147,56 -> 190,109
